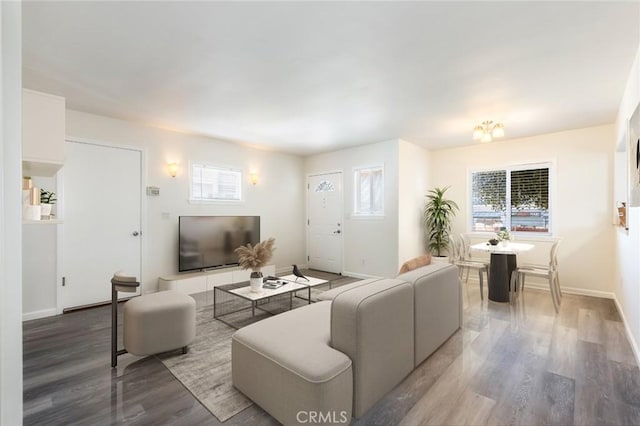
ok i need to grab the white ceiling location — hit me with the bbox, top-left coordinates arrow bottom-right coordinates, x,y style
22,1 -> 640,155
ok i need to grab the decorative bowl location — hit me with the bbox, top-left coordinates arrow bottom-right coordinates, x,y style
488,238 -> 499,246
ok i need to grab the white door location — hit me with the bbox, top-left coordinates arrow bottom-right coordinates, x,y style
307,172 -> 343,273
62,141 -> 142,310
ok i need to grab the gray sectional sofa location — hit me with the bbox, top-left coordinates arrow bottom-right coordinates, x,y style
231,263 -> 461,425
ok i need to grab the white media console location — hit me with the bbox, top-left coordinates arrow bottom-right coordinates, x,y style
158,264 -> 277,295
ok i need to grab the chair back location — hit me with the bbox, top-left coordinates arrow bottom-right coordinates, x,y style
448,235 -> 461,264
459,233 -> 471,260
549,239 -> 561,270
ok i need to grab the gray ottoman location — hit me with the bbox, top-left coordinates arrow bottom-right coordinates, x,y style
123,290 -> 196,356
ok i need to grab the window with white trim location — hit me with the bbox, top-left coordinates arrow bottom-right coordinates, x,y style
354,165 -> 384,216
190,163 -> 242,202
471,164 -> 551,234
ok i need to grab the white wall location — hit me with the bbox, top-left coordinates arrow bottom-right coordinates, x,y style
0,0 -> 24,422
430,124 -> 616,297
305,140 -> 399,278
65,110 -> 306,294
398,139 -> 430,267
614,42 -> 640,361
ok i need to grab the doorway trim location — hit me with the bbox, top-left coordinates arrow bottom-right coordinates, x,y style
306,170 -> 345,275
56,136 -> 146,314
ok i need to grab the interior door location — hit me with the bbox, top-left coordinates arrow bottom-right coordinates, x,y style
307,172 -> 343,273
62,141 -> 142,310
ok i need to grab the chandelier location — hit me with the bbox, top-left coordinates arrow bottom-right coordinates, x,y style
473,120 -> 505,143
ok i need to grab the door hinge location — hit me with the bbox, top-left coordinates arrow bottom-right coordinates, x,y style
307,219 -> 310,225
307,255 -> 310,261
62,277 -> 66,287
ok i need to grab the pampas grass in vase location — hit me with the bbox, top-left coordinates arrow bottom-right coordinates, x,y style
235,238 -> 276,292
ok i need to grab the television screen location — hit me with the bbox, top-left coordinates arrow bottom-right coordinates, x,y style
178,216 -> 260,272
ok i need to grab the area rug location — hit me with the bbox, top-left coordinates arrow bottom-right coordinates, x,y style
157,272 -> 359,422
156,307 -> 252,422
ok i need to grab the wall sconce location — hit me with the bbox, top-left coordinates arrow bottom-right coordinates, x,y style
168,162 -> 178,178
249,172 -> 259,186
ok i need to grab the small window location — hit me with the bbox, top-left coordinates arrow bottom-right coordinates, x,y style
190,163 -> 242,202
315,180 -> 336,192
354,165 -> 384,216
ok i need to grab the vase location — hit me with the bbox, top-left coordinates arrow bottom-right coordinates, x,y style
249,271 -> 263,293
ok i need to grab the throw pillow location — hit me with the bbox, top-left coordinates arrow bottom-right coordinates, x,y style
399,254 -> 432,274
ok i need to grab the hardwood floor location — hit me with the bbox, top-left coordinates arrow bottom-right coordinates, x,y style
23,274 -> 640,425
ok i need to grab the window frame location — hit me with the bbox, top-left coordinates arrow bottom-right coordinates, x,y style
468,162 -> 553,236
353,164 -> 385,217
188,161 -> 244,204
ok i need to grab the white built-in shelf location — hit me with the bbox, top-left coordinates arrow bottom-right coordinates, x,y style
22,219 -> 63,225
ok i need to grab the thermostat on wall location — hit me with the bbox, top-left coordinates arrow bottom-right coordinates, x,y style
146,186 -> 160,196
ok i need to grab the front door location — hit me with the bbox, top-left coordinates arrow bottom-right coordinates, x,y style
62,140 -> 142,310
307,172 -> 343,273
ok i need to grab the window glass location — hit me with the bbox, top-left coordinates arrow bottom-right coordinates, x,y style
471,165 -> 550,233
190,163 -> 242,202
354,166 -> 384,216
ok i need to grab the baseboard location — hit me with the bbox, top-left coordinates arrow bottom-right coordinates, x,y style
342,270 -> 382,280
276,265 -> 306,275
23,308 -> 57,321
613,294 -> 640,367
522,282 -> 615,299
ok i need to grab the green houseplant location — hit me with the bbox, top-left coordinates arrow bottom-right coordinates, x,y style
424,186 -> 459,257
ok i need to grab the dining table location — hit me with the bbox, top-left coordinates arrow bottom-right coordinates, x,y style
470,241 -> 535,302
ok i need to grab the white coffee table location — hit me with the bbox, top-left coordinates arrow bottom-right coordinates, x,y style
213,275 -> 329,328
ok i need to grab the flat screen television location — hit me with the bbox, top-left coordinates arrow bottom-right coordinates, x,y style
178,216 -> 260,272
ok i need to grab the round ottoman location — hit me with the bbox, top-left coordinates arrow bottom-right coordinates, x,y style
123,290 -> 196,356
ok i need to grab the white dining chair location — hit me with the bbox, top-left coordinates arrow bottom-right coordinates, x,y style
449,235 -> 489,300
459,233 -> 490,283
509,239 -> 562,312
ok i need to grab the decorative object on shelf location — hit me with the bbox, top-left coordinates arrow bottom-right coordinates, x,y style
40,189 -> 57,219
168,162 -> 178,178
473,120 -> 505,143
618,202 -> 627,229
488,238 -> 499,246
291,264 -> 309,282
22,182 -> 42,221
424,186 -> 459,258
235,238 -> 276,292
23,176 -> 33,190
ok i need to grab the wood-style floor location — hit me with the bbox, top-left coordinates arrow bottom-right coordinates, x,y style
23,273 -> 640,425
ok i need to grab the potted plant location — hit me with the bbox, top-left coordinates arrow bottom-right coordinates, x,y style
40,189 -> 57,219
235,237 -> 276,292
497,228 -> 511,247
424,186 -> 459,259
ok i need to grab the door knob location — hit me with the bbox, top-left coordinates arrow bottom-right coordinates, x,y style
132,231 -> 140,236
333,230 -> 341,234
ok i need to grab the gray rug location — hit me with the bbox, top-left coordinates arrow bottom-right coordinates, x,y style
156,307 -> 251,422
157,273 -> 359,422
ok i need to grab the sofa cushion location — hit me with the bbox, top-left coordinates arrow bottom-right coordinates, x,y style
232,301 -> 353,425
331,278 -> 414,418
397,263 -> 462,366
398,254 -> 432,274
233,301 -> 351,382
317,278 -> 380,301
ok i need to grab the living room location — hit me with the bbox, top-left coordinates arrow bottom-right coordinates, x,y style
2,1 -> 640,425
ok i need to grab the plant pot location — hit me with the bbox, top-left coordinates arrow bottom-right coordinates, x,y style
41,204 -> 52,218
249,271 -> 263,293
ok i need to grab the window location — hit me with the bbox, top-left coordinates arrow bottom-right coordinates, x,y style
471,164 -> 551,234
354,165 -> 384,216
190,163 -> 242,202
